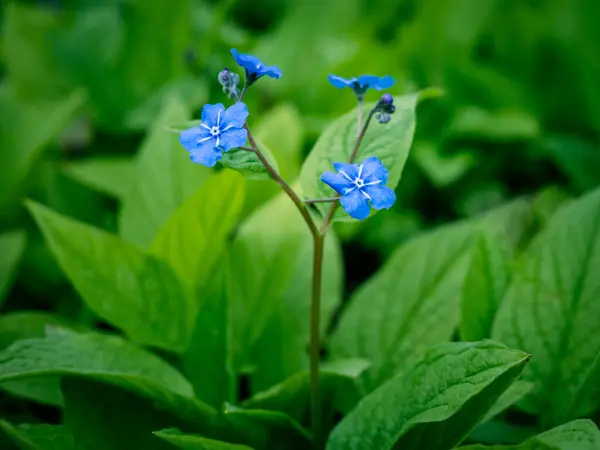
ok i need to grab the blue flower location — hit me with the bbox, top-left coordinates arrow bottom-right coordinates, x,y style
328,74 -> 395,95
179,102 -> 248,167
231,48 -> 282,84
321,157 -> 396,220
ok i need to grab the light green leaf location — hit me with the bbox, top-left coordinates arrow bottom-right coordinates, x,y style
219,142 -> 278,181
300,90 -> 434,221
0,332 -> 215,424
0,230 -> 26,307
327,340 -> 530,450
413,141 -> 477,188
119,95 -> 212,249
460,231 -> 513,341
62,157 -> 135,199
0,421 -> 78,450
449,107 -> 540,142
481,380 -> 536,423
153,429 -> 253,450
27,201 -> 195,353
459,419 -> 600,450
492,187 -> 600,425
329,221 -> 475,391
151,170 -> 245,289
0,311 -> 85,406
229,191 -> 343,392
242,358 -> 370,424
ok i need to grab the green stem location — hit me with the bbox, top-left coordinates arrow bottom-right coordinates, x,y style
305,197 -> 340,204
310,234 -> 324,448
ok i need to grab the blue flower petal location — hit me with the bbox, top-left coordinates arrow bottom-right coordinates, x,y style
262,65 -> 282,79
365,185 -> 396,210
356,75 -> 379,87
373,75 -> 395,90
231,49 -> 261,71
190,144 -> 223,168
223,102 -> 249,129
179,127 -> 212,153
360,156 -> 389,184
321,171 -> 354,195
218,128 -> 248,152
328,74 -> 353,89
201,103 -> 225,127
340,190 -> 371,220
332,162 -> 360,180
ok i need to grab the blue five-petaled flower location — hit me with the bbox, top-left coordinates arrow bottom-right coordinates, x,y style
179,102 -> 249,167
328,74 -> 395,95
231,48 -> 282,83
321,157 -> 396,220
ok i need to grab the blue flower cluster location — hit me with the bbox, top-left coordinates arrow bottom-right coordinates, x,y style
179,50 -> 397,219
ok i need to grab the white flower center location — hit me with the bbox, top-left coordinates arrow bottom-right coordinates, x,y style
210,126 -> 220,136
354,178 -> 365,188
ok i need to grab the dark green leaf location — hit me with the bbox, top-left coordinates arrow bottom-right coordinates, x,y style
0,421 -> 78,450
153,428 -> 253,450
481,380 -> 536,423
329,221 -> 475,391
62,157 -> 135,199
0,230 -> 26,307
27,201 -> 195,353
327,340 -> 530,450
492,187 -> 600,425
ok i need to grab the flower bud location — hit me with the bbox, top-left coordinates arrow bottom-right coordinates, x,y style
218,68 -> 240,100
376,93 -> 396,115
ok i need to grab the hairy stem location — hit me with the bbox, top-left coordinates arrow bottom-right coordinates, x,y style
320,107 -> 376,234
305,197 -> 340,204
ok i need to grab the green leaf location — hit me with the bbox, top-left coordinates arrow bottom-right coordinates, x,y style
543,135 -> 600,193
242,358 -> 370,424
219,143 -> 278,181
119,95 -> 212,249
327,340 -> 530,450
413,141 -> 477,188
0,332 -> 215,424
151,170 -> 245,289
0,311 -> 85,406
229,191 -> 343,392
62,157 -> 135,199
221,404 -> 311,450
27,201 -> 195,353
448,107 -> 540,142
459,419 -> 600,450
0,88 -> 85,211
481,380 -> 536,423
329,221 -> 475,391
153,429 -> 253,450
300,91 -> 427,221
492,187 -> 600,425
460,231 -> 513,341
0,230 -> 26,307
0,421 -> 78,450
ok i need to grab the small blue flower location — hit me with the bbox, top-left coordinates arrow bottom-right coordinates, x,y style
231,48 -> 282,84
321,157 -> 396,220
179,102 -> 249,167
328,74 -> 395,95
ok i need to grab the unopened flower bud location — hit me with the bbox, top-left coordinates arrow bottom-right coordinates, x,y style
376,93 -> 396,115
218,68 -> 240,100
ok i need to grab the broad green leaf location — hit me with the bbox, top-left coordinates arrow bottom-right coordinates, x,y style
531,186 -> 571,227
300,91 -> 431,220
27,201 -> 195,353
448,107 -> 540,142
481,380 -> 536,423
0,421 -> 78,450
221,404 -> 311,450
154,429 -> 253,450
0,311 -> 85,406
219,142 -> 278,181
492,187 -> 600,425
543,135 -> 600,193
243,358 -> 370,424
329,221 -> 475,391
0,332 -> 215,424
229,191 -> 343,392
0,230 -> 26,307
62,157 -> 135,199
151,170 -> 245,289
327,340 -> 530,450
119,95 -> 211,249
459,419 -> 600,450
0,88 -> 85,211
460,231 -> 513,341
413,141 -> 477,188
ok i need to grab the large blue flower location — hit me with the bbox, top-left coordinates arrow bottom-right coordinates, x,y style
231,48 -> 282,83
179,102 -> 248,167
321,156 -> 396,220
328,74 -> 395,95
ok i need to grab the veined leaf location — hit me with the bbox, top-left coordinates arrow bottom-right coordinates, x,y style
153,428 -> 253,450
0,421 -> 78,450
27,201 -> 195,353
327,340 -> 529,450
492,187 -> 600,425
